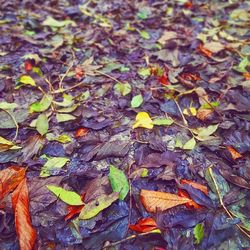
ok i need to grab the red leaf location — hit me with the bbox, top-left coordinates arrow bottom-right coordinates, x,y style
65,192 -> 86,221
158,73 -> 170,86
24,60 -> 33,72
75,127 -> 89,138
177,189 -> 201,209
0,166 -> 26,200
129,217 -> 158,233
12,178 -> 37,250
180,179 -> 208,195
198,44 -> 212,58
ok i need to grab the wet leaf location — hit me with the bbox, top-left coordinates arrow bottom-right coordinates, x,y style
36,113 -> 49,136
129,217 -> 158,233
131,94 -> 143,108
183,137 -> 196,150
56,113 -> 76,123
194,223 -> 204,244
153,118 -> 173,126
42,16 -> 76,27
29,95 -> 53,113
140,189 -> 191,213
40,157 -> 69,177
12,178 -> 37,250
16,75 -> 36,88
109,165 -> 129,200
133,111 -> 153,129
79,192 -> 119,220
47,185 -> 84,205
114,82 -> 132,96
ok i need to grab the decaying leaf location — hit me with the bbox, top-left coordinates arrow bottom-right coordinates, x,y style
129,217 -> 158,233
12,178 -> 37,250
79,192 -> 119,220
140,189 -> 191,213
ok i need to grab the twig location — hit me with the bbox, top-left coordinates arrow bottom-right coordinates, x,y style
173,99 -> 188,125
58,62 -> 74,90
94,70 -> 121,84
103,230 -> 160,249
208,166 -> 250,239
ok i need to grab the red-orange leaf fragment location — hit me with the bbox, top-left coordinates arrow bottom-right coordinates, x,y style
243,72 -> 250,80
75,127 -> 89,138
12,178 -> 37,250
24,60 -> 33,72
180,179 -> 208,195
65,193 -> 86,221
140,189 -> 191,213
0,166 -> 26,200
198,44 -> 212,58
177,189 -> 201,209
226,146 -> 242,160
129,217 -> 158,233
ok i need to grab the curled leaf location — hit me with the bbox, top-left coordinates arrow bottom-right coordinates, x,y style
129,217 -> 158,233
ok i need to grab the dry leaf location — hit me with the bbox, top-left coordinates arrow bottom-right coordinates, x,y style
129,217 -> 158,233
226,146 -> 242,160
196,109 -> 213,121
12,178 -> 37,250
140,189 -> 191,213
180,179 -> 208,195
158,31 -> 177,45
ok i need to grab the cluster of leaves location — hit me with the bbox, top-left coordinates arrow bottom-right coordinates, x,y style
0,0 -> 250,249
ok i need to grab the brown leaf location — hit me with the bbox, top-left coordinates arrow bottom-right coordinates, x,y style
12,178 -> 37,250
226,146 -> 242,160
0,166 -> 26,200
140,189 -> 191,213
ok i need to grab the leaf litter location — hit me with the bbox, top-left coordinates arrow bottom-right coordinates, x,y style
0,0 -> 250,249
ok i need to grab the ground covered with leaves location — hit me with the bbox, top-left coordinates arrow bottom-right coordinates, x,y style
0,0 -> 250,249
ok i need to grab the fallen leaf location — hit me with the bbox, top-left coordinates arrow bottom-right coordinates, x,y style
109,165 -> 129,200
226,146 -> 242,160
133,112 -> 153,129
16,75 -> 36,88
152,118 -> 173,126
0,166 -> 26,200
158,31 -> 177,45
29,95 -> 53,113
12,178 -> 37,250
47,185 -> 84,206
79,192 -> 119,220
0,136 -> 21,152
140,189 -> 191,213
56,113 -> 76,123
177,189 -> 201,209
131,94 -> 143,108
75,127 -> 89,137
36,114 -> 49,136
198,44 -> 212,57
0,102 -> 18,110
114,82 -> 132,96
194,223 -> 204,244
40,157 -> 69,177
203,42 -> 224,53
183,137 -> 196,150
138,68 -> 151,79
129,217 -> 158,233
196,109 -> 213,121
42,16 -> 76,27
180,179 -> 208,195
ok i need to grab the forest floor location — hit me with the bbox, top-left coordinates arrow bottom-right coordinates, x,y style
0,0 -> 250,249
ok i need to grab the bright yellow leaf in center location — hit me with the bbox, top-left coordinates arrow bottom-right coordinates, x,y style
132,112 -> 153,129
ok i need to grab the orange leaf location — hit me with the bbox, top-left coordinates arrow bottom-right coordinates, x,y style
129,217 -> 158,233
198,44 -> 212,58
0,166 -> 26,200
65,193 -> 86,221
243,72 -> 250,80
196,108 -> 213,121
12,178 -> 37,250
180,179 -> 208,195
177,189 -> 201,209
140,189 -> 191,213
75,127 -> 89,137
226,146 -> 242,160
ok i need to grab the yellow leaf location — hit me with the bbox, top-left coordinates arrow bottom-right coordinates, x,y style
132,112 -> 153,129
140,189 -> 191,213
183,107 -> 197,116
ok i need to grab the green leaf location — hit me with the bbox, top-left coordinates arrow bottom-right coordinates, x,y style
56,113 -> 76,123
0,102 -> 18,110
42,16 -> 76,28
195,124 -> 218,141
47,185 -> 84,206
183,137 -> 196,150
137,8 -> 150,19
138,68 -> 151,79
194,223 -> 204,244
153,118 -> 173,126
114,82 -> 132,96
17,75 -> 36,88
131,94 -> 143,108
22,53 -> 41,64
36,114 -> 49,136
201,101 -> 219,109
29,94 -> 53,113
53,94 -> 74,107
139,30 -> 150,39
109,165 -> 129,200
79,192 -> 119,220
40,157 -> 69,177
